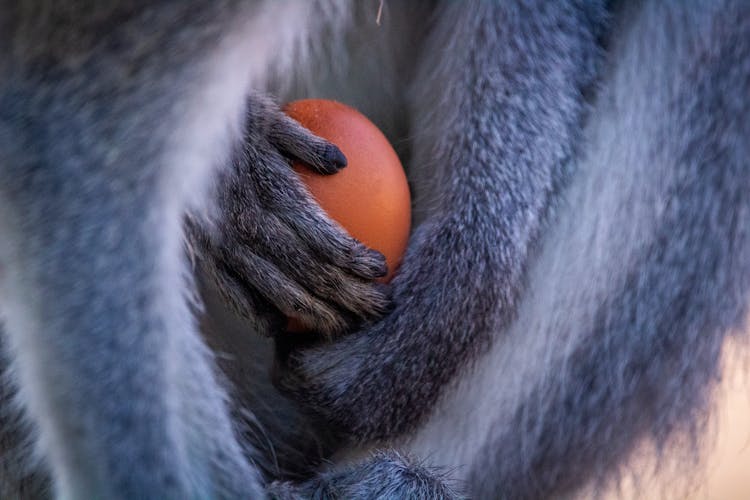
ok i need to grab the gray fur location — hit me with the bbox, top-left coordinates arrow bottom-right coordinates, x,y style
1,0 -> 749,499
0,2 -> 268,497
0,1 -> 391,498
276,0 -> 750,498
467,3 -> 750,497
276,0 -> 609,440
0,333 -> 49,499
186,93 -> 389,338
0,1 -> 446,498
267,451 -> 462,500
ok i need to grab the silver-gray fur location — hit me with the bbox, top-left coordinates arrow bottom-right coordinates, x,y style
275,0 -> 609,441
1,0 -> 749,499
401,2 -> 750,498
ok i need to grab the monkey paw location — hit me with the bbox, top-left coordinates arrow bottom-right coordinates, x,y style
188,94 -> 389,336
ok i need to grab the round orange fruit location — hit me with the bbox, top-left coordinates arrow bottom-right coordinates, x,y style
284,99 -> 411,331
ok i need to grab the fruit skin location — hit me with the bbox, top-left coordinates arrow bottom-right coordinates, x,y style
284,99 -> 411,283
283,99 -> 411,333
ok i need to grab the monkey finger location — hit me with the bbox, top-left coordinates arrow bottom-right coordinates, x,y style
241,147 -> 388,281
245,92 -> 345,175
271,203 -> 388,280
198,258 -> 285,336
221,249 -> 350,336
297,263 -> 390,322
255,240 -> 390,322
241,177 -> 388,281
187,223 -> 287,335
217,211 -> 389,325
268,113 -> 348,175
237,213 -> 390,319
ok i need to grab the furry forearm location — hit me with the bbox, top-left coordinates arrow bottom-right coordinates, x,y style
280,0 -> 609,441
469,2 -> 750,497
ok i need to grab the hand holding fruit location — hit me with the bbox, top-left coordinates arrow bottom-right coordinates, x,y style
188,96 -> 392,336
283,99 -> 411,332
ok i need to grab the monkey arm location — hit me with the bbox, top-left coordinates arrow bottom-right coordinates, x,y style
466,3 -> 750,496
268,451 -> 462,499
276,0 -> 608,441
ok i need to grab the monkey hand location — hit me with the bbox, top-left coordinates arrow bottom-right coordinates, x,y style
274,216 -> 502,441
188,95 -> 389,337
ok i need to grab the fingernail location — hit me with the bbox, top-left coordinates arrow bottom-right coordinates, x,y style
326,145 -> 347,168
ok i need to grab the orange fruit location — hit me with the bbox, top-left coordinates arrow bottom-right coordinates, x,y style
284,99 -> 411,331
